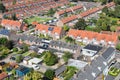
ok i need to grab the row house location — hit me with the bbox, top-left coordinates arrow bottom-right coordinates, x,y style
57,15 -> 78,27
75,47 -> 115,80
4,0 -> 70,19
67,29 -> 118,47
1,19 -> 22,31
19,35 -> 43,46
54,5 -> 83,19
35,24 -> 64,40
57,2 -> 115,27
49,41 -> 80,53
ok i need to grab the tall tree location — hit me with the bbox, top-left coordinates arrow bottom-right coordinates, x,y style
12,13 -> 17,20
0,37 -> 8,45
62,51 -> 72,62
74,18 -> 87,30
43,51 -> 58,66
96,13 -> 111,31
114,0 -> 120,5
114,5 -> 120,18
5,40 -> 14,49
102,6 -> 109,15
0,3 -> 6,13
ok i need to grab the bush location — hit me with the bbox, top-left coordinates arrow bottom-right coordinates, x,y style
116,43 -> 120,50
13,48 -> 18,52
43,51 -> 58,66
44,69 -> 55,80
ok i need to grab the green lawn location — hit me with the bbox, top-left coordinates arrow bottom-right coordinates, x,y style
22,51 -> 31,57
108,67 -> 120,77
62,66 -> 77,80
24,16 -> 52,24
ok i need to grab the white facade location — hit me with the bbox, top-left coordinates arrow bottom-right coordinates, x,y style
82,49 -> 97,57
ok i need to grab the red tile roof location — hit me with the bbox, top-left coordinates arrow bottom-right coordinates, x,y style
105,2 -> 115,8
61,15 -> 78,24
68,29 -> 118,44
52,26 -> 62,35
1,19 -> 22,28
0,72 -> 8,80
35,24 -> 62,35
59,2 -> 115,24
57,5 -> 83,15
79,7 -> 103,18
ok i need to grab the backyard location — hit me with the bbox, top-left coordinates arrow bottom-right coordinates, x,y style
24,16 -> 53,24
108,67 -> 120,77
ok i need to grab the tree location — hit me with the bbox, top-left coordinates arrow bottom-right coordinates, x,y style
5,40 -> 14,49
64,11 -> 68,17
13,0 -> 16,5
110,26 -> 116,32
44,69 -> 55,80
22,44 -> 29,52
96,13 -> 111,31
102,6 -> 109,15
64,36 -> 75,43
13,48 -> 18,52
12,13 -> 17,20
16,55 -> 23,63
113,5 -> 120,18
114,0 -> 120,5
0,3 -> 6,13
63,25 -> 70,32
0,37 -> 8,45
116,43 -> 120,50
62,52 -> 72,62
48,8 -> 55,16
43,51 -> 58,66
74,18 -> 87,30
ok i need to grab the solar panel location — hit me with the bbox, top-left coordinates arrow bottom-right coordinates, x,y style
48,27 -> 54,31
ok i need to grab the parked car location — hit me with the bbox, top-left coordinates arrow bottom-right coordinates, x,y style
32,64 -> 40,70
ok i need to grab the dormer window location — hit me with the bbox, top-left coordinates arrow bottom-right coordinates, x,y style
98,67 -> 101,71
92,72 -> 96,77
103,62 -> 107,66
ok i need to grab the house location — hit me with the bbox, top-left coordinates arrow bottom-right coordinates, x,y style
49,40 -> 80,53
82,44 -> 102,57
35,24 -> 64,39
0,28 -> 10,39
57,2 -> 115,27
19,35 -> 42,45
55,65 -> 66,76
23,56 -> 32,65
67,29 -> 118,47
16,66 -> 30,77
1,19 -> 22,31
28,58 -> 42,66
57,15 -> 78,27
54,5 -> 83,19
3,0 -> 70,19
0,72 -> 8,80
68,59 -> 88,70
54,52 -> 64,58
73,47 -> 115,80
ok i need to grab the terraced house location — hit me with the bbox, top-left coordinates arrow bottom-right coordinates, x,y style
3,0 -> 69,19
57,2 -> 115,27
67,29 -> 118,47
1,19 -> 27,31
54,5 -> 83,19
35,24 -> 64,39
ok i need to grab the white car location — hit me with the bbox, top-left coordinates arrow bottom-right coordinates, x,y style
32,64 -> 40,70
